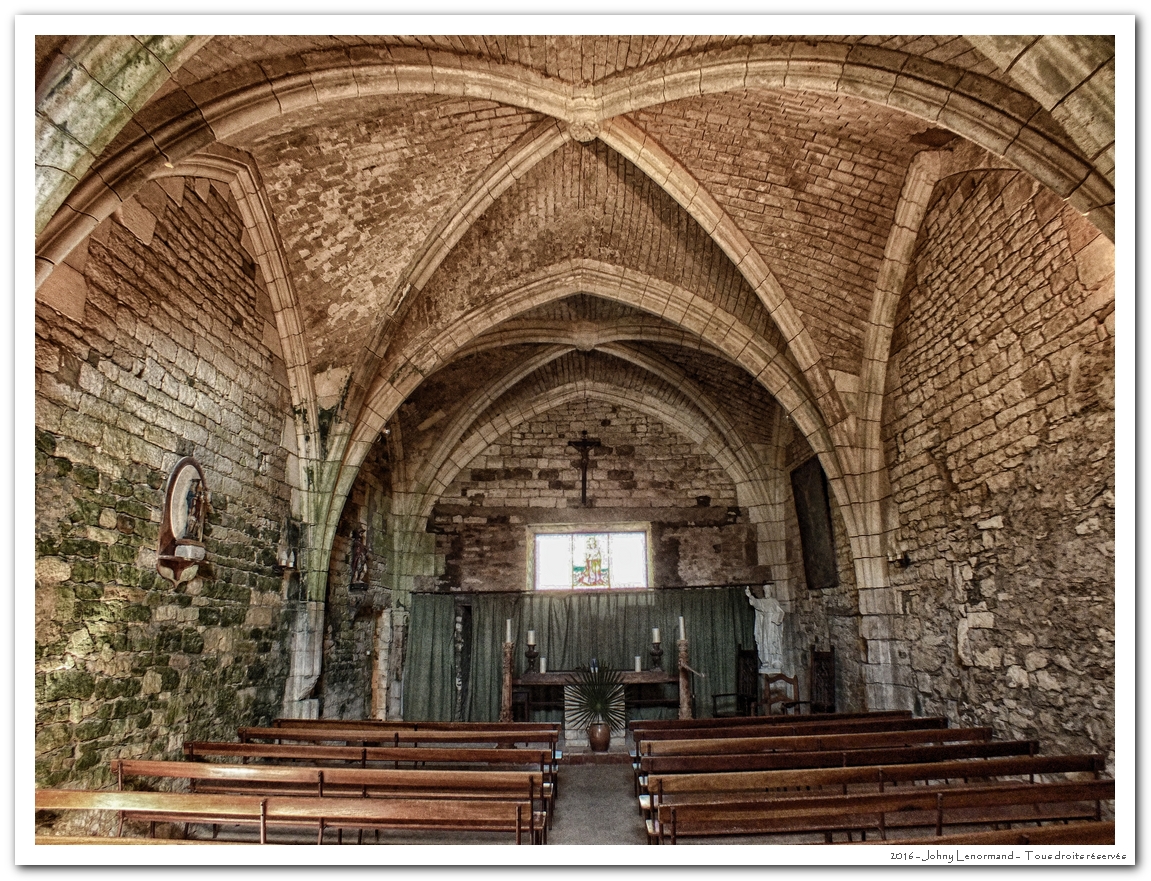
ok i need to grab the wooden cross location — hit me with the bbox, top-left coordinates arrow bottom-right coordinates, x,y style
567,430 -> 602,506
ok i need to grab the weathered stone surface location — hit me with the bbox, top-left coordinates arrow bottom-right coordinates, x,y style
35,179 -> 295,789
883,169 -> 1114,762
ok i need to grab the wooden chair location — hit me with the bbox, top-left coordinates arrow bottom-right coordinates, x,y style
810,645 -> 836,714
761,673 -> 800,715
711,648 -> 759,717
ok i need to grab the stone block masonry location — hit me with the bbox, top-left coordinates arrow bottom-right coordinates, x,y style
429,402 -> 755,592
882,170 -> 1114,767
35,176 -> 296,792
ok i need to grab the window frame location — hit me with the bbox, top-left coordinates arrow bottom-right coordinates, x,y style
526,522 -> 654,591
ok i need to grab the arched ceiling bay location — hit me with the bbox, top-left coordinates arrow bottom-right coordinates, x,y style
34,31 -> 1116,529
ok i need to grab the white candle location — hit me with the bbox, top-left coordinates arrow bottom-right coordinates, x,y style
527,630 -> 536,646
506,619 -> 512,643
652,627 -> 660,644
635,655 -> 642,672
679,616 -> 686,641
539,657 -> 547,674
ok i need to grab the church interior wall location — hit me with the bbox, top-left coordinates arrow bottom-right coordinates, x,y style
881,168 -> 1115,767
28,33 -> 1119,802
34,178 -> 297,787
426,401 -> 760,593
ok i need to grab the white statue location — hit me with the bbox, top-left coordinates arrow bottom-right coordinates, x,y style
746,584 -> 785,673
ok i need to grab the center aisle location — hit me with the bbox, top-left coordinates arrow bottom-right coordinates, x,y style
547,763 -> 648,845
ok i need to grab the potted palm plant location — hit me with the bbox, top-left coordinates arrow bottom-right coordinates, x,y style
568,665 -> 627,751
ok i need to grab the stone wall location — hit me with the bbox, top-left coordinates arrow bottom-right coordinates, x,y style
34,176 -> 296,790
428,402 -> 760,592
320,441 -> 392,718
775,422 -> 865,713
882,169 -> 1115,764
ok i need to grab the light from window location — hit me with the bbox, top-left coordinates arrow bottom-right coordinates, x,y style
533,531 -> 648,590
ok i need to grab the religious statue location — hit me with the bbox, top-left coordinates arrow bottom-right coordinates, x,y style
746,584 -> 785,673
350,527 -> 370,586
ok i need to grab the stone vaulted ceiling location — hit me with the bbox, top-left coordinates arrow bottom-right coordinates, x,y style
34,31 -> 1116,544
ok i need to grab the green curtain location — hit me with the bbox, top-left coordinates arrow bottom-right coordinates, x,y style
400,592 -> 458,721
407,587 -> 755,722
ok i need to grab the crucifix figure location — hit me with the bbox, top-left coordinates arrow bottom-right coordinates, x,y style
567,430 -> 602,506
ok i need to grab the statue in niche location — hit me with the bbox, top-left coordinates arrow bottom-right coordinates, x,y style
350,527 -> 370,587
157,456 -> 210,587
746,584 -> 785,674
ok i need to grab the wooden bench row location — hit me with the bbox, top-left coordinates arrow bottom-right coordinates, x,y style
848,819 -> 1115,846
640,753 -> 1106,818
115,759 -> 554,822
271,719 -> 562,733
238,725 -> 561,749
647,778 -> 1115,844
635,739 -> 1041,797
632,725 -> 997,795
36,788 -> 545,844
629,712 -> 937,749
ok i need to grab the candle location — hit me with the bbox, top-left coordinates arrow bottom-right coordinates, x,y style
679,616 -> 686,641
539,657 -> 547,674
506,619 -> 512,643
527,630 -> 536,646
652,627 -> 660,644
635,655 -> 642,673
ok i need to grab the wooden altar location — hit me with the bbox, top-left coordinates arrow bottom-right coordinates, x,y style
510,669 -> 681,729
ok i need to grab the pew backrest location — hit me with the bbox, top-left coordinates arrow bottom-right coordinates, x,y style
638,726 -> 993,757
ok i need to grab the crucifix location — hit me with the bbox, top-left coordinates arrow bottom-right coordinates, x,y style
567,430 -> 602,506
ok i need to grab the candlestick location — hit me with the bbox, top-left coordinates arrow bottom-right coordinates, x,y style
527,630 -> 536,646
506,619 -> 512,643
679,616 -> 686,641
650,641 -> 664,672
652,627 -> 660,644
525,643 -> 539,672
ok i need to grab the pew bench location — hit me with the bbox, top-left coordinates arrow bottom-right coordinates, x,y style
36,789 -> 544,844
630,714 -> 943,750
646,779 -> 1114,844
846,819 -> 1115,846
639,754 -> 1105,819
183,742 -> 560,799
114,759 -> 553,824
239,725 -> 561,751
632,726 -> 996,795
634,739 -> 1041,798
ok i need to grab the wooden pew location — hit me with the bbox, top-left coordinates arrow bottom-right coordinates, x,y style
632,715 -> 948,746
113,759 -> 553,824
36,790 -> 271,842
183,742 -> 560,797
847,819 -> 1116,846
628,709 -> 912,733
640,754 -> 1106,819
635,740 -> 1040,797
633,726 -> 994,793
271,719 -> 562,734
637,726 -> 993,759
648,778 -> 1115,844
35,835 -> 247,845
36,789 -> 543,844
238,725 -> 560,749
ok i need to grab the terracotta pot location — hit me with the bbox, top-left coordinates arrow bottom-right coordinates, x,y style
587,722 -> 611,751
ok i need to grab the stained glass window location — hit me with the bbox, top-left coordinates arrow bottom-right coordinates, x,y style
532,530 -> 648,590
